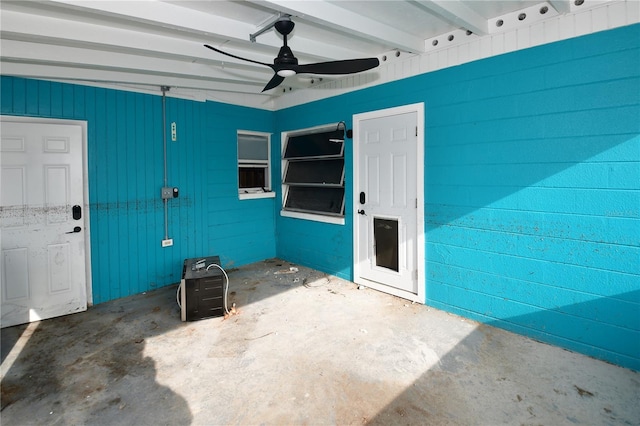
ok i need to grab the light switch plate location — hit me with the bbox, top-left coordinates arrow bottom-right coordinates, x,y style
161,187 -> 173,199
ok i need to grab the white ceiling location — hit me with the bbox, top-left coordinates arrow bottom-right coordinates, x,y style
0,0 -> 626,109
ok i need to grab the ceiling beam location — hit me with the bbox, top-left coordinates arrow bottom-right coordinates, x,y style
0,39 -> 272,84
39,0 -> 367,61
45,0 -> 253,42
0,61 -> 269,95
42,80 -> 277,108
247,0 -> 425,53
414,0 -> 489,35
0,9 -> 279,70
245,30 -> 373,61
549,0 -> 572,14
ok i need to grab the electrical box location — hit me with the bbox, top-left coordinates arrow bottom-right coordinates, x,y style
180,256 -> 224,321
161,187 -> 179,199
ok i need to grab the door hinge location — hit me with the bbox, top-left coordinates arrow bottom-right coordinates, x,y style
415,126 -> 418,137
415,198 -> 418,208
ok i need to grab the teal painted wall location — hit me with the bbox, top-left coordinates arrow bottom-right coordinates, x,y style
274,24 -> 640,370
0,77 -> 276,303
1,24 -> 638,370
273,107 -> 355,280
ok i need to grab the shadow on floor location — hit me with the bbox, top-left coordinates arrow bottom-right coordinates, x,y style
1,279 -> 192,422
0,258 -> 318,424
369,292 -> 640,425
2,259 -> 638,425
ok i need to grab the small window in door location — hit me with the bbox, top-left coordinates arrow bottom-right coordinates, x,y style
238,131 -> 273,200
281,125 -> 345,219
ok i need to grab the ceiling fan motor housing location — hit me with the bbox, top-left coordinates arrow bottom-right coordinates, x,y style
275,46 -> 298,66
274,17 -> 298,69
274,17 -> 295,36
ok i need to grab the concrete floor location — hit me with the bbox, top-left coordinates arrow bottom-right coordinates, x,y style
1,258 -> 639,426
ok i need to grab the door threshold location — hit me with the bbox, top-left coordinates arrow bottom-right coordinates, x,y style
355,278 -> 423,304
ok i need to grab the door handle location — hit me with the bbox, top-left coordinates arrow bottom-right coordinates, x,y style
66,226 -> 82,234
359,192 -> 366,204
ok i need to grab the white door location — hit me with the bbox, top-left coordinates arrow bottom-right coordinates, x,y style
353,104 -> 425,302
1,120 -> 87,328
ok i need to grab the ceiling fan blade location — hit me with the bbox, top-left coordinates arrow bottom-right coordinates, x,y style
204,44 -> 272,68
295,58 -> 380,75
206,16 -> 379,94
262,74 -> 285,92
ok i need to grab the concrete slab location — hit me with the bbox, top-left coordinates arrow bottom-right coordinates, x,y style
2,259 -> 639,425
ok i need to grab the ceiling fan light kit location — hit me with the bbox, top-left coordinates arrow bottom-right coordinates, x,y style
205,16 -> 379,92
277,69 -> 297,77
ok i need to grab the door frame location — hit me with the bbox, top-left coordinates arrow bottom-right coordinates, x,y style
0,115 -> 93,306
352,103 -> 425,304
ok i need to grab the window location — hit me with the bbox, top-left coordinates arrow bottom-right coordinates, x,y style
238,131 -> 274,200
281,124 -> 345,223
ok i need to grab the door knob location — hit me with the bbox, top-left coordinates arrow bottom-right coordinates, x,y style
66,226 -> 82,234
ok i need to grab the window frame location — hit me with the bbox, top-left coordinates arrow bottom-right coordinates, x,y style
280,123 -> 346,225
237,130 -> 274,200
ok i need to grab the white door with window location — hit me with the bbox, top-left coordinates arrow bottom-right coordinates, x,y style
1,119 -> 88,328
353,103 -> 425,303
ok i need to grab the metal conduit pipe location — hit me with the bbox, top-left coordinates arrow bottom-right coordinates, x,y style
162,86 -> 170,240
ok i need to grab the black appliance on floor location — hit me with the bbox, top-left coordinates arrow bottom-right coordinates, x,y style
180,256 -> 224,321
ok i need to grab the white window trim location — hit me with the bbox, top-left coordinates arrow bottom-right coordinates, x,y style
238,130 -> 274,200
280,122 -> 345,225
280,209 -> 345,225
239,191 -> 276,200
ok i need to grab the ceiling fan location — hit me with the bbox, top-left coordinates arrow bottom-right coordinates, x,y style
204,16 -> 380,92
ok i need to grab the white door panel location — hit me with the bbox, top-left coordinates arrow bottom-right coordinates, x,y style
354,104 -> 425,301
1,121 -> 87,327
357,111 -> 417,292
